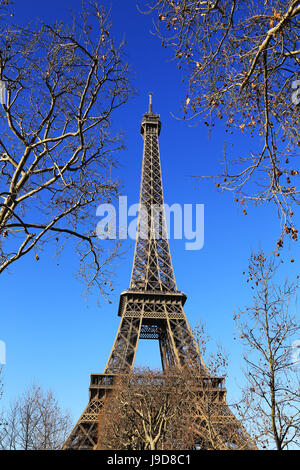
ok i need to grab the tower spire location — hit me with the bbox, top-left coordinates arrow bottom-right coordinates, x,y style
131,96 -> 174,292
148,92 -> 153,114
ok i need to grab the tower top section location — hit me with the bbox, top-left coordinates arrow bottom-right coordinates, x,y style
132,93 -> 176,293
140,92 -> 161,136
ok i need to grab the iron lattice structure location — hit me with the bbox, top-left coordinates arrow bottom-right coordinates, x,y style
63,95 -> 256,450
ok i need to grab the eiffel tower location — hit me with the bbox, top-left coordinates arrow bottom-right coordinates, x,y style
63,95 -> 255,450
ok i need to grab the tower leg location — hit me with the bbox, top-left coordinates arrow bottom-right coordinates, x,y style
63,398 -> 103,450
104,316 -> 142,374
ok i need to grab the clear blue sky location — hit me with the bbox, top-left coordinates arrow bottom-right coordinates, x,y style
1,0 -> 299,423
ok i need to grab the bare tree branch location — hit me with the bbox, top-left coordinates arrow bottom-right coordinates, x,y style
146,0 -> 300,243
0,1 -> 131,297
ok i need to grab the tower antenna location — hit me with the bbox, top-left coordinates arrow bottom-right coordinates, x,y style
148,92 -> 153,113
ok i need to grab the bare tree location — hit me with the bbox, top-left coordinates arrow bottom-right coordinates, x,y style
146,0 -> 299,242
97,361 -> 256,449
0,1 -> 130,295
0,383 -> 72,450
97,367 -> 193,450
235,251 -> 300,450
